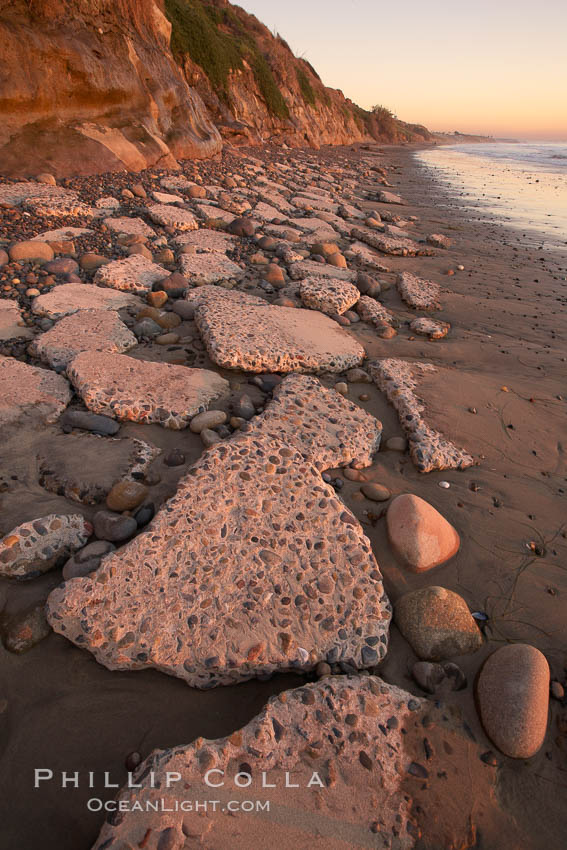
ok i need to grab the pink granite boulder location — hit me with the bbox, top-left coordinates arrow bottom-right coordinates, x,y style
477,644 -> 549,758
386,494 -> 460,572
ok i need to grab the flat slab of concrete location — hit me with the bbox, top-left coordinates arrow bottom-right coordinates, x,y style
93,255 -> 166,294
30,309 -> 137,369
31,283 -> 141,319
192,288 -> 365,373
67,351 -> 230,429
0,355 -> 71,426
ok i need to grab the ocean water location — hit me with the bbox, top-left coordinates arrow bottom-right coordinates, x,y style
414,142 -> 567,250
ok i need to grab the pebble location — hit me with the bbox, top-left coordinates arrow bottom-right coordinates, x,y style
190,410 -> 227,433
134,503 -> 155,528
106,481 -> 149,512
164,449 -> 186,467
172,301 -> 195,321
439,480 -> 450,489
1,604 -> 51,654
201,428 -> 221,448
154,272 -> 189,298
155,312 -> 181,330
61,410 -> 120,436
361,483 -> 390,502
147,291 -> 168,308
346,368 -> 371,383
43,258 -> 79,276
234,394 -> 255,420
79,252 -> 110,271
334,382 -> 348,396
156,332 -> 180,345
327,253 -> 347,269
228,217 -> 255,237
263,264 -> 285,286
134,318 -> 161,338
93,511 -> 138,542
356,272 -> 375,294
343,468 -> 364,482
477,644 -> 550,758
412,660 -> 467,693
62,540 -> 116,580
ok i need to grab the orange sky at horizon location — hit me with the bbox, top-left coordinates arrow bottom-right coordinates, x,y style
237,0 -> 567,141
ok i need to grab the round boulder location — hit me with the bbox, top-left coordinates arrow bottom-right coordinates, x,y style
386,493 -> 460,572
228,217 -> 256,237
106,481 -> 149,512
190,410 -> 227,433
9,241 -> 54,263
477,644 -> 549,758
395,586 -> 483,660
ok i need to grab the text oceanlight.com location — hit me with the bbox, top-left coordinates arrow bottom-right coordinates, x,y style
87,798 -> 271,814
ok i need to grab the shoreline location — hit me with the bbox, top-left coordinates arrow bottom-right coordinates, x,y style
0,141 -> 565,848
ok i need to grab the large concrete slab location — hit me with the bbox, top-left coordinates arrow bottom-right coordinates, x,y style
35,227 -> 93,242
47,375 -> 387,688
89,675 -> 510,850
31,283 -> 141,319
369,359 -> 474,473
0,183 -> 93,218
30,309 -> 137,370
0,356 -> 71,426
357,296 -> 395,328
67,351 -> 229,429
173,229 -> 238,252
192,288 -> 364,373
352,227 -> 434,257
38,434 -> 158,505
348,241 -> 390,272
397,272 -> 441,310
179,252 -> 244,284
147,204 -> 199,231
0,514 -> 91,579
299,277 -> 359,316
288,260 -> 357,282
93,255 -> 166,294
103,216 -> 155,238
193,204 -> 236,224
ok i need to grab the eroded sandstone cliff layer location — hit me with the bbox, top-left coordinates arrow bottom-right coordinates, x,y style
0,0 -> 431,177
0,0 -> 222,176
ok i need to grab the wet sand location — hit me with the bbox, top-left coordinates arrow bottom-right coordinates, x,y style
0,143 -> 566,848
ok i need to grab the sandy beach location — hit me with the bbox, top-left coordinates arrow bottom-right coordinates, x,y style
0,140 -> 565,849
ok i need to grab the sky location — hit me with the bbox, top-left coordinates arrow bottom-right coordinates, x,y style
236,0 -> 567,140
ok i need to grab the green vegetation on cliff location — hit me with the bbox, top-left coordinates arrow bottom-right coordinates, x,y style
164,0 -> 289,117
296,65 -> 317,107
